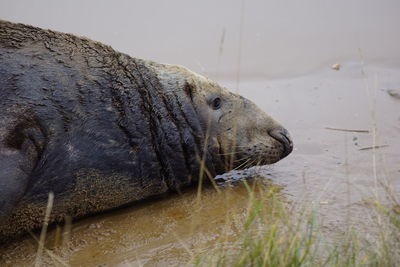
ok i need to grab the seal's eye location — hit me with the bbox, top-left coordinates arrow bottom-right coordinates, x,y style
211,97 -> 222,110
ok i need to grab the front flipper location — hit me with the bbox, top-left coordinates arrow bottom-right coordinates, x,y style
0,118 -> 46,225
0,149 -> 32,222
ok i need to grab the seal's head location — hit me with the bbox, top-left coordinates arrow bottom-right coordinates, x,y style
149,63 -> 293,171
189,75 -> 293,170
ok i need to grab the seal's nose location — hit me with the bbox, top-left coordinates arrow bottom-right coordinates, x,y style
268,128 -> 293,159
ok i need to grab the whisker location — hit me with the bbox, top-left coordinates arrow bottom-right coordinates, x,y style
230,158 -> 250,170
233,153 -> 256,162
233,157 -> 255,170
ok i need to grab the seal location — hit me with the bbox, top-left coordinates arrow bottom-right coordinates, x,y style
0,20 -> 293,242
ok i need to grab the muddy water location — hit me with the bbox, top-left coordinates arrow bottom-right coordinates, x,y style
1,63 -> 399,266
0,179 -> 269,266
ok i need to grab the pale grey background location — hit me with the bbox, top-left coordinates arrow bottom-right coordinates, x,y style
1,0 -> 399,79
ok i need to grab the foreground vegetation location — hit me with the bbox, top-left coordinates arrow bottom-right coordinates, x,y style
193,181 -> 400,267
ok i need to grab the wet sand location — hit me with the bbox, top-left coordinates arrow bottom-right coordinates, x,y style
1,62 -> 399,266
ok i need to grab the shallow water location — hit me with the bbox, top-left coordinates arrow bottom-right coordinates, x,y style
1,63 -> 399,266
1,0 -> 400,79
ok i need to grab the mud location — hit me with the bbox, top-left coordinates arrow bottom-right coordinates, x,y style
0,62 -> 399,266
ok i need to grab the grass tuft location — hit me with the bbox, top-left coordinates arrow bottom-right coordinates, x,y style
192,180 -> 400,267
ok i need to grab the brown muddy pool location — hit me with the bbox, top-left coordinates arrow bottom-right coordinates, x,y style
1,63 -> 399,266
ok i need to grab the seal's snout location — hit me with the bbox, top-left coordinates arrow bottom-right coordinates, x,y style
268,128 -> 293,159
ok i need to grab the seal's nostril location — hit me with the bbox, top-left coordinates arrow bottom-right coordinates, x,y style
268,128 -> 293,158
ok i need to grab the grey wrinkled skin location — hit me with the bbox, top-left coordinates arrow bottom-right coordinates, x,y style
0,20 -> 293,242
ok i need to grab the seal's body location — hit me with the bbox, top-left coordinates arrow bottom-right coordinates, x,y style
0,20 -> 292,242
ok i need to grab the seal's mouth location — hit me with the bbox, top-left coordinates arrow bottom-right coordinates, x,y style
268,128 -> 293,159
215,127 -> 293,171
